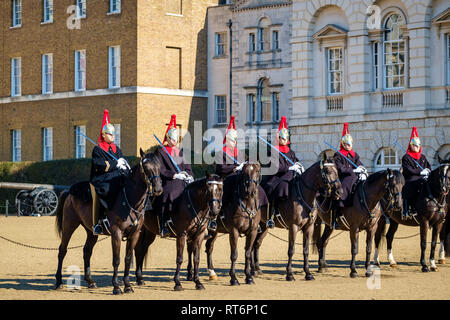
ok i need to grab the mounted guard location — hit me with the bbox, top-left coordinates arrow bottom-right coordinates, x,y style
154,114 -> 194,238
401,126 -> 432,218
332,122 -> 367,228
90,109 -> 130,235
261,116 -> 304,228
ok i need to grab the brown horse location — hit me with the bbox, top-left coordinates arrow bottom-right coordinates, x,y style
374,158 -> 449,271
205,162 -> 262,286
55,149 -> 162,295
314,169 -> 404,277
251,155 -> 343,281
134,173 -> 223,291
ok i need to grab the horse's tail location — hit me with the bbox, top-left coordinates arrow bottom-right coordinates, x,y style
312,216 -> 322,254
55,190 -> 69,239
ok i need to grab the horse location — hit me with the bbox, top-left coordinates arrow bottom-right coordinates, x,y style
250,154 -> 343,281
205,162 -> 262,286
373,157 -> 449,272
55,149 -> 162,294
134,172 -> 223,291
314,168 -> 404,277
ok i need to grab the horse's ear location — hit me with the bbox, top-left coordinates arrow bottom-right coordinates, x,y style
322,152 -> 327,162
399,167 -> 403,174
386,168 -> 392,178
140,147 -> 145,158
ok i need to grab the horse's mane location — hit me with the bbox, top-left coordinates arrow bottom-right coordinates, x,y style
366,170 -> 387,184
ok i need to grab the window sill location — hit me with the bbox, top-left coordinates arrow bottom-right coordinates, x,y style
213,55 -> 228,59
246,49 -> 281,55
10,25 -> 22,29
41,20 -> 54,25
165,13 -> 183,17
107,11 -> 121,16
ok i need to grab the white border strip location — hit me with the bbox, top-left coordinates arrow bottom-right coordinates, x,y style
0,86 -> 208,104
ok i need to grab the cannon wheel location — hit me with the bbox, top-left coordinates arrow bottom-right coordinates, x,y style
33,188 -> 58,216
15,190 -> 34,216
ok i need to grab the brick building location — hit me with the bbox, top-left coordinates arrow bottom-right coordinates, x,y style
0,0 -> 216,161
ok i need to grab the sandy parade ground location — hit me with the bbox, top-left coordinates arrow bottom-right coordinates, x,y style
0,216 -> 448,301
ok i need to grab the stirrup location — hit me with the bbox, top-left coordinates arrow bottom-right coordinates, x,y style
208,219 -> 217,232
160,225 -> 170,238
93,224 -> 103,235
266,218 -> 275,229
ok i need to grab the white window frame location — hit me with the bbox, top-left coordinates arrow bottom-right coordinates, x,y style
327,47 -> 343,95
383,14 -> 405,90
75,50 -> 86,91
113,124 -> 121,148
249,33 -> 256,52
42,53 -> 53,94
109,0 -> 121,14
12,129 -> 21,162
12,0 -> 22,27
374,147 -> 401,171
43,0 -> 54,23
257,27 -> 264,51
214,95 -> 227,125
272,30 -> 279,50
43,127 -> 53,161
76,0 -> 86,18
75,125 -> 86,158
11,58 -> 21,97
373,42 -> 379,90
215,32 -> 226,56
108,46 -> 121,89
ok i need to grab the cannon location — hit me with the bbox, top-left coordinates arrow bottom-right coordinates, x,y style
0,182 -> 68,216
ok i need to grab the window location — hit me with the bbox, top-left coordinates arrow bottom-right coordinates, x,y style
113,124 -> 121,148
215,32 -> 226,56
272,31 -> 279,50
272,92 -> 280,121
215,95 -> 227,125
43,127 -> 53,161
374,148 -> 400,171
75,125 -> 86,158
257,79 -> 272,122
247,94 -> 256,123
447,34 -> 450,85
373,42 -> 379,90
383,14 -> 405,89
109,0 -> 121,14
12,0 -> 22,27
43,0 -> 53,22
249,33 -> 256,52
108,46 -> 120,89
11,58 -> 21,97
76,0 -> 86,18
257,27 -> 270,51
75,50 -> 86,91
327,47 -> 343,94
42,54 -> 53,94
11,129 -> 21,162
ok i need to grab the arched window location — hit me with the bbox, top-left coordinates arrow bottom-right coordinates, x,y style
383,13 -> 405,89
374,147 -> 401,171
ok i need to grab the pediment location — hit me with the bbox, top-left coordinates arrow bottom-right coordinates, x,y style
313,24 -> 348,40
432,7 -> 450,25
232,0 -> 292,12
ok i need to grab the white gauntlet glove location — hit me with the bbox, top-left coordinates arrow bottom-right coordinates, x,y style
420,168 -> 431,176
353,165 -> 367,174
185,175 -> 195,184
289,162 -> 304,175
117,158 -> 130,170
174,172 -> 188,180
234,161 -> 246,172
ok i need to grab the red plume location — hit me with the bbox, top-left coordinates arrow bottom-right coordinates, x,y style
223,115 -> 236,144
407,127 -> 422,160
98,109 -> 117,153
163,114 -> 177,144
339,122 -> 354,158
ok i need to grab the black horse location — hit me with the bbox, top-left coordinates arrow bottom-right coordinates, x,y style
374,157 -> 449,271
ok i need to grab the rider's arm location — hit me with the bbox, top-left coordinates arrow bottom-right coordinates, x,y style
333,153 -> 353,175
91,146 -> 118,173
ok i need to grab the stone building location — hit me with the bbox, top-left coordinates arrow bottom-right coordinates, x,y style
0,0 -> 217,161
208,0 -> 450,171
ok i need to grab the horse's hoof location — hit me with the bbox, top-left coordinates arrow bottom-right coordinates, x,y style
209,274 -> 218,281
113,287 -> 123,295
421,266 -> 430,273
317,268 -> 326,274
136,280 -> 145,286
374,262 -> 380,267
55,284 -> 64,290
230,279 -> 240,286
87,283 -> 98,289
305,274 -> 315,281
365,271 -> 373,278
124,286 -> 134,293
254,270 -> 264,277
245,277 -> 255,285
350,271 -> 358,278
196,283 -> 205,290
286,274 -> 295,281
431,267 -> 438,272
174,285 -> 184,291
390,263 -> 398,268
438,259 -> 445,265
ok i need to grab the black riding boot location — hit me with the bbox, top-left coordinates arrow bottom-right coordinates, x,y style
159,208 -> 170,238
402,199 -> 409,219
266,199 -> 275,229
